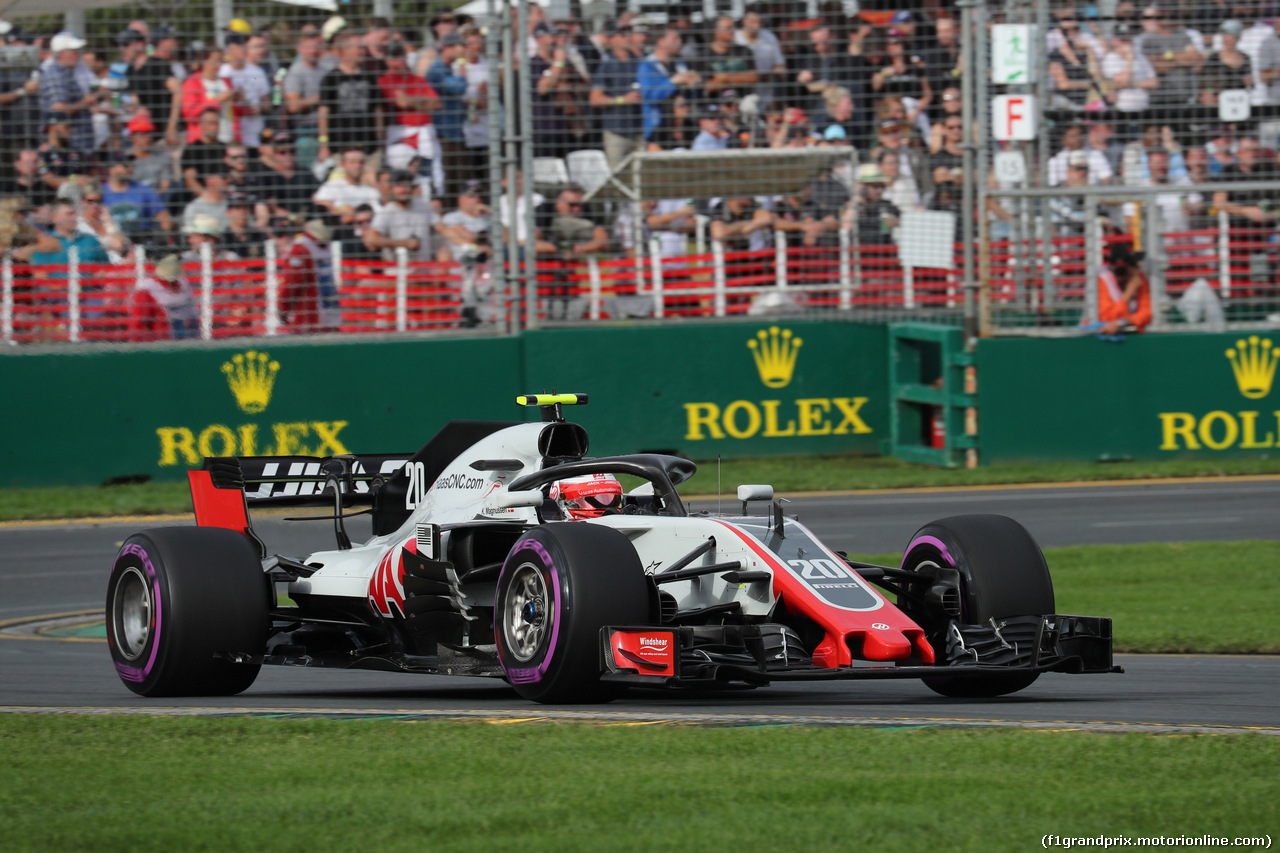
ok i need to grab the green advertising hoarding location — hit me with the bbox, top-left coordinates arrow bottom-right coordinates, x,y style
977,332 -> 1280,463
0,321 -> 889,487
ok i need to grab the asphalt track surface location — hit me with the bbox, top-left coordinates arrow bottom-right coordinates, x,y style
2,478 -> 1279,733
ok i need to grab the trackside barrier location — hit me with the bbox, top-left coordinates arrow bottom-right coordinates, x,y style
1,220 -> 1274,343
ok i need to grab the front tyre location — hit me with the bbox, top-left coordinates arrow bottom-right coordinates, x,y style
106,527 -> 269,697
495,523 -> 649,704
899,514 -> 1054,699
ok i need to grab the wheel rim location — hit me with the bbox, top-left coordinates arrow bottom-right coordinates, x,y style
112,566 -> 153,661
503,562 -> 552,663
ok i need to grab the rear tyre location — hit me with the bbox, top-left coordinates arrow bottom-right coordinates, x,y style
495,523 -> 649,704
106,527 -> 269,697
898,514 -> 1054,699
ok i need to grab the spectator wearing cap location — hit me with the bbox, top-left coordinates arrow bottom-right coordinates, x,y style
181,48 -> 234,145
694,16 -> 758,100
1097,242 -> 1152,333
734,6 -> 786,107
38,32 -> 98,154
318,29 -> 383,163
259,131 -> 318,221
182,163 -> 230,233
221,32 -> 271,146
36,111 -> 89,194
425,32 -> 468,204
182,213 -> 238,263
102,151 -> 171,242
223,192 -> 268,259
0,26 -> 45,153
849,164 -> 899,246
691,105 -> 729,151
364,169 -> 439,262
591,21 -> 644,170
314,148 -> 380,224
439,180 -> 491,261
869,115 -> 928,195
872,28 -> 932,128
284,29 -> 327,168
1141,6 -> 1203,112
129,254 -> 198,341
1049,123 -> 1113,186
180,108 -> 227,195
380,41 -> 440,173
123,26 -> 183,149
638,28 -> 702,141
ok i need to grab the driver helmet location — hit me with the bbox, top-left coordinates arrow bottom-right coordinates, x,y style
550,473 -> 623,519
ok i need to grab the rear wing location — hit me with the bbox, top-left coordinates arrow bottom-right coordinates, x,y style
203,454 -> 412,506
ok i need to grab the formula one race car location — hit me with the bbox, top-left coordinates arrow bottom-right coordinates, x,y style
106,394 -> 1120,703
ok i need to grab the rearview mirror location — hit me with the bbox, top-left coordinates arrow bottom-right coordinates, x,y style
493,490 -> 544,509
737,485 -> 774,503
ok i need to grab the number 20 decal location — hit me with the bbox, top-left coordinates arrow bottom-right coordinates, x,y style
787,559 -> 851,580
405,461 -> 426,510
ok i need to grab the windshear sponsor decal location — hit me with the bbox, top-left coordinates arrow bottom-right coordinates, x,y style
611,630 -> 676,675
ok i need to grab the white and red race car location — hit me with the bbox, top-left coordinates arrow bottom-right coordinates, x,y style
106,394 -> 1119,703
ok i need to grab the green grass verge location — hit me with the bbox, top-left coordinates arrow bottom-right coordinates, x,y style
0,717 -> 1275,852
4,455 -> 1280,522
854,541 -> 1280,655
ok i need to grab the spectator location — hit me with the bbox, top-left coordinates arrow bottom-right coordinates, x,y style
929,86 -> 963,153
1252,25 -> 1280,111
180,108 -> 226,195
260,132 -> 318,221
879,149 -> 922,212
362,16 -> 393,76
929,114 -> 965,209
126,118 -> 174,194
735,7 -> 786,107
773,185 -> 834,248
696,16 -> 758,99
1206,123 -> 1236,175
644,198 -> 697,260
314,149 -> 380,224
1212,134 -> 1277,227
182,214 -> 237,263
1097,242 -> 1152,333
527,23 -> 574,159
425,32 -> 468,204
280,219 -> 338,332
336,203 -> 380,263
922,15 -> 963,97
0,27 -> 45,153
102,152 -> 171,242
1102,23 -> 1159,114
39,32 -> 98,155
77,182 -> 130,262
869,117 -> 928,194
283,30 -> 326,168
365,169 -> 438,262
1048,9 -> 1105,110
318,29 -> 382,162
1235,11 -> 1277,107
223,192 -> 268,259
31,199 -> 109,268
1127,148 -> 1200,233
182,165 -> 230,233
460,27 -> 492,182
181,48 -> 233,144
1049,123 -> 1113,185
1086,121 -> 1125,177
795,24 -> 867,121
649,93 -> 696,150
849,164 -> 899,246
439,179 -> 491,261
1121,122 -> 1187,183
534,184 -> 609,258
36,113 -> 89,194
1050,151 -> 1095,236
817,87 -> 857,144
872,28 -> 933,127
710,195 -> 774,251
591,21 -> 645,170
247,34 -> 279,84
220,32 -> 270,146
692,105 -> 729,151
639,28 -> 702,141
129,254 -> 198,341
151,25 -> 186,86
4,149 -> 56,212
1142,5 -> 1202,114
380,41 -> 439,176
224,144 -> 264,200
1199,20 -> 1252,106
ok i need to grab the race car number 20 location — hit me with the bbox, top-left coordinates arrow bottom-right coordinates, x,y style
405,461 -> 427,510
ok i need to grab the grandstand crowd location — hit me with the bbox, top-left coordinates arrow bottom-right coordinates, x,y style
3,1 -> 1280,278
